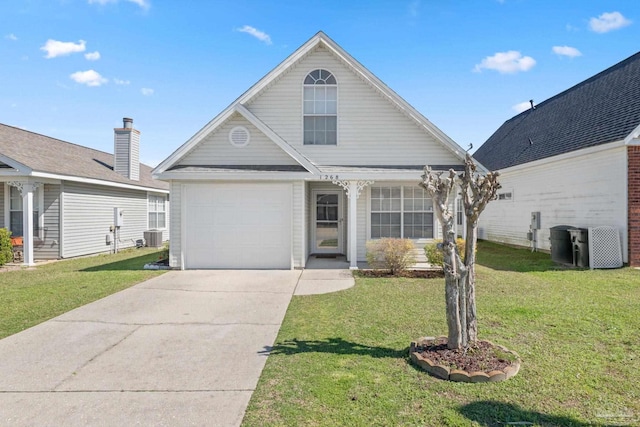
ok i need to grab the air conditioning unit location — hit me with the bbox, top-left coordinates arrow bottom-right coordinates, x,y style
144,230 -> 163,248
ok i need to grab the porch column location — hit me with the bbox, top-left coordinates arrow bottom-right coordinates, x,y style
8,181 -> 40,266
333,180 -> 373,270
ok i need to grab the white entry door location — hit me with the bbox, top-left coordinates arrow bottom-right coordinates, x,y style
184,183 -> 292,269
312,190 -> 343,254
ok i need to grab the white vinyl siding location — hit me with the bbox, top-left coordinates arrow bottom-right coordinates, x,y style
478,145 -> 628,262
292,181 -> 305,267
169,181 -> 182,268
62,182 -> 148,258
114,129 -> 140,181
177,114 -> 299,167
247,45 -> 461,166
0,184 -> 4,229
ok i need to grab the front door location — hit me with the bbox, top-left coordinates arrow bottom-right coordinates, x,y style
312,191 -> 343,254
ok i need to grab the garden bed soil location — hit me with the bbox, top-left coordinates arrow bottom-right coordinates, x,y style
410,336 -> 520,382
357,269 -> 444,279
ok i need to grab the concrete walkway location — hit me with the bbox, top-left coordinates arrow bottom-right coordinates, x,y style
0,270 -> 301,427
0,266 -> 355,426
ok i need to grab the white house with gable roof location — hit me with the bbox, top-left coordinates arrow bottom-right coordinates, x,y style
153,32 -> 468,269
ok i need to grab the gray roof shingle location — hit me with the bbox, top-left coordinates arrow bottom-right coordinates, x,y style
474,51 -> 640,171
0,123 -> 168,191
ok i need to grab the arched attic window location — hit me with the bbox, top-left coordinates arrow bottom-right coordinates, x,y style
303,69 -> 337,145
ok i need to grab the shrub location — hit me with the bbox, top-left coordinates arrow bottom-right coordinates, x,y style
0,228 -> 13,266
366,238 -> 416,275
159,241 -> 170,261
424,238 -> 466,267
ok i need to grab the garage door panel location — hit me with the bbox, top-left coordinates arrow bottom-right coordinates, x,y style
185,183 -> 292,269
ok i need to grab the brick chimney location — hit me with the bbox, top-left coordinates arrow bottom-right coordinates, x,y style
113,117 -> 140,181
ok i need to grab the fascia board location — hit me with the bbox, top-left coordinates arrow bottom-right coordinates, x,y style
31,171 -> 169,193
0,154 -> 32,174
234,104 -> 320,174
624,123 -> 640,145
154,171 -> 313,181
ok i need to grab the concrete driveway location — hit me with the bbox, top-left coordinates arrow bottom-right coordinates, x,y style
0,270 -> 301,427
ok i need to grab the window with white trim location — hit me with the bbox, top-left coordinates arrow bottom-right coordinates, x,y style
303,69 -> 337,145
371,186 -> 434,239
497,191 -> 513,201
148,195 -> 166,229
9,186 -> 39,237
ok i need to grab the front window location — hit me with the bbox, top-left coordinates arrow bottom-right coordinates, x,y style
303,69 -> 337,145
148,195 -> 166,229
9,186 -> 40,237
371,186 -> 434,239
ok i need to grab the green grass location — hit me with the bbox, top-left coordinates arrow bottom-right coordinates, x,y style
0,248 -> 166,339
243,241 -> 640,427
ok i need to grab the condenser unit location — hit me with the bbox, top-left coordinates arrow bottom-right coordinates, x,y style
144,230 -> 163,248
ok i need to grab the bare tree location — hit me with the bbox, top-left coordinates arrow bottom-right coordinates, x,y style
460,154 -> 500,343
420,154 -> 500,350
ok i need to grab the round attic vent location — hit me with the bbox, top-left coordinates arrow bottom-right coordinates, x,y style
229,126 -> 250,147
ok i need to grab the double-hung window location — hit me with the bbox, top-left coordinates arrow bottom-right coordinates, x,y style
371,186 -> 434,239
9,186 -> 39,237
148,195 -> 166,229
303,69 -> 337,145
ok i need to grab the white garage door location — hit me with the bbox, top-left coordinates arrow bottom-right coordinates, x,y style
184,183 -> 292,269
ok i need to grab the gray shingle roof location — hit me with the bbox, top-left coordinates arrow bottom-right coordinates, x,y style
0,123 -> 168,191
473,51 -> 640,171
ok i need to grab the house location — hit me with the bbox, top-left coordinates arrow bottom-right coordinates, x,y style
473,51 -> 640,265
153,32 -> 469,270
0,118 -> 170,265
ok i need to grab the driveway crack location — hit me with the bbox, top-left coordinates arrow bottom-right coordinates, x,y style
52,325 -> 142,391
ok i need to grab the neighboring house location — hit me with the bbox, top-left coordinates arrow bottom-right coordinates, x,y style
0,118 -> 170,265
473,51 -> 640,265
153,32 -> 469,270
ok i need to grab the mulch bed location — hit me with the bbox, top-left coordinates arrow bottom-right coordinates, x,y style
356,269 -> 444,279
414,337 -> 514,372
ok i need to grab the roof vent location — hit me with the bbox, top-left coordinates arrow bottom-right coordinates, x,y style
229,126 -> 250,147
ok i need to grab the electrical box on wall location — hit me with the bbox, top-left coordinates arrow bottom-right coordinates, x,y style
530,211 -> 541,230
114,208 -> 124,228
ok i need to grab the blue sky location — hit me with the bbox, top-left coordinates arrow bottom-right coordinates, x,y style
2,0 -> 639,166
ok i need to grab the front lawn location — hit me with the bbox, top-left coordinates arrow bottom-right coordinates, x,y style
243,241 -> 640,426
0,248 -> 166,339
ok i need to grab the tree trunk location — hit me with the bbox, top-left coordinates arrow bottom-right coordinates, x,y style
442,232 -> 465,349
464,222 -> 478,343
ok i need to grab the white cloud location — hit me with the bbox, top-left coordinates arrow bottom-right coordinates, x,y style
141,87 -> 154,96
552,45 -> 582,58
114,78 -> 130,85
41,39 -> 86,58
70,70 -> 107,87
589,11 -> 631,33
473,51 -> 536,74
5,33 -> 17,41
88,0 -> 150,9
84,51 -> 101,61
512,101 -> 533,113
236,25 -> 272,45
